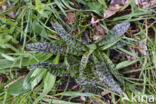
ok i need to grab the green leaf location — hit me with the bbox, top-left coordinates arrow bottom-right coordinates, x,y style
55,0 -> 67,16
152,51 -> 156,70
57,91 -> 96,97
8,78 -> 29,96
34,72 -> 56,103
0,53 -> 51,70
32,21 -> 43,34
0,53 -> 15,61
87,2 -> 103,15
111,40 -> 132,49
42,98 -> 81,104
116,60 -> 138,70
23,70 -> 35,90
26,53 -> 52,65
30,68 -> 46,89
35,0 -> 51,18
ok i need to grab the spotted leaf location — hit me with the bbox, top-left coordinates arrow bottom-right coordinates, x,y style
98,23 -> 130,49
26,42 -> 83,55
51,22 -> 87,50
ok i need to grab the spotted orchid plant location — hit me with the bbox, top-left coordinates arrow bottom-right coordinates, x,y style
26,22 -> 130,95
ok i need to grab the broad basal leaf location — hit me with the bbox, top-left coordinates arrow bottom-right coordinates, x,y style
101,53 -> 123,83
75,76 -> 103,94
29,62 -> 69,76
93,55 -> 123,94
30,68 -> 46,89
79,52 -> 92,76
34,72 -> 56,103
23,70 -> 35,90
29,62 -> 79,77
98,23 -> 130,49
26,42 -> 83,55
51,22 -> 87,50
79,44 -> 96,76
111,23 -> 130,37
8,78 -> 29,96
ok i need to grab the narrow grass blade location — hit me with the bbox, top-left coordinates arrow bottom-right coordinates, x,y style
42,98 -> 81,104
152,51 -> 156,70
111,39 -> 133,49
57,91 -> 96,97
